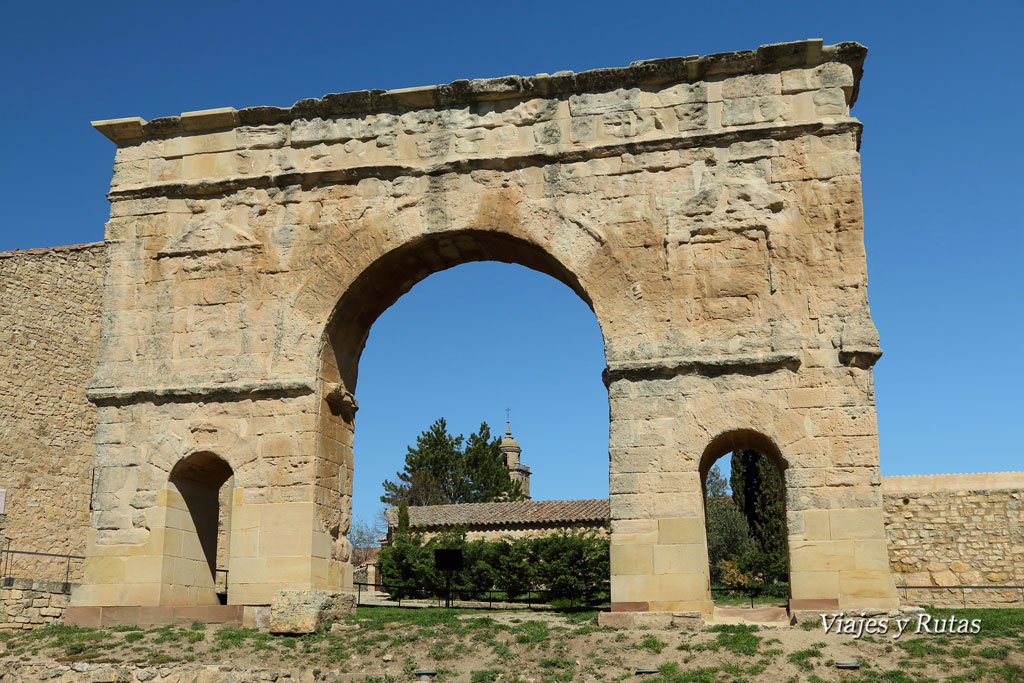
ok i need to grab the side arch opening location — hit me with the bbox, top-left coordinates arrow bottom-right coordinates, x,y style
166,452 -> 234,605
699,430 -> 791,615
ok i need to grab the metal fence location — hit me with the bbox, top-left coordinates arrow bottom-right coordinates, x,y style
0,539 -> 84,594
356,580 -> 792,610
710,584 -> 790,608
354,580 -> 610,610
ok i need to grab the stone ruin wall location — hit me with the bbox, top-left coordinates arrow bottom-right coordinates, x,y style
0,244 -> 104,585
1,245 -> 1023,612
883,473 -> 1024,607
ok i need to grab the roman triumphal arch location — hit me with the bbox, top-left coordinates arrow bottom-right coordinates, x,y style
70,39 -> 898,623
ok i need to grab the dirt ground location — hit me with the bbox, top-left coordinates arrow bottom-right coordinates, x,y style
0,606 -> 1022,682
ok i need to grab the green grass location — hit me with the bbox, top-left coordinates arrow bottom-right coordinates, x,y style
706,624 -> 761,656
471,669 -> 503,683
641,662 -> 731,683
513,621 -> 550,645
4,604 -> 1024,682
636,635 -> 667,654
924,606 -> 1024,639
898,638 -> 946,658
787,647 -> 822,671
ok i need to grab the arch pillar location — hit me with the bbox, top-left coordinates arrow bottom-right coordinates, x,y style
71,396 -> 352,611
606,367 -> 899,618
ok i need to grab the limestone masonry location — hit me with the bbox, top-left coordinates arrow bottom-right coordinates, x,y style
0,244 -> 103,581
0,39 -> 1018,629
883,473 -> 1023,607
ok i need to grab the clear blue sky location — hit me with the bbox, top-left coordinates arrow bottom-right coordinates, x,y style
2,2 -> 1021,527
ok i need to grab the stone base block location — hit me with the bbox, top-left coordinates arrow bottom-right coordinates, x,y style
243,605 -> 271,630
269,590 -> 355,634
64,604 -> 243,628
598,610 -> 704,629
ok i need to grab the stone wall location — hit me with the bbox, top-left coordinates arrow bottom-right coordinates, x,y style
0,243 -> 104,582
0,578 -> 74,631
883,473 -> 1024,607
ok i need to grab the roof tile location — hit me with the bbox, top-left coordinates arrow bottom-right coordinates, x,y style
386,498 -> 610,529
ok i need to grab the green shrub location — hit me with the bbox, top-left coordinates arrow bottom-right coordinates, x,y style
378,528 -> 609,603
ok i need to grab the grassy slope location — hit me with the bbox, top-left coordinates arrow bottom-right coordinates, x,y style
0,606 -> 1021,682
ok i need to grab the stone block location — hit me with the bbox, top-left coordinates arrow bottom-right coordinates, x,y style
854,539 -> 891,570
656,573 -> 706,601
658,517 -> 704,545
838,570 -> 898,602
789,540 -> 855,571
652,544 -> 706,575
830,507 -> 885,540
790,570 -> 840,600
610,544 -> 652,575
268,590 -> 355,634
164,132 -> 237,158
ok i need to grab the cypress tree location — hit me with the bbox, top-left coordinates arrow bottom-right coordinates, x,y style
729,448 -> 787,582
397,501 -> 410,534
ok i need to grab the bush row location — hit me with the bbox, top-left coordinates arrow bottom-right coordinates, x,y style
377,529 -> 609,603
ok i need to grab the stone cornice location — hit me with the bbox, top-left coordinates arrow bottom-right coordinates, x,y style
92,40 -> 866,144
882,472 -> 1024,494
104,119 -> 862,201
603,350 -> 801,384
86,378 -> 315,406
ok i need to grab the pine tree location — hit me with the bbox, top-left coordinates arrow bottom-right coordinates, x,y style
381,418 -> 523,507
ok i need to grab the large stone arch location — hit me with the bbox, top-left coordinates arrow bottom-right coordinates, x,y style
309,222 -> 618,580
71,39 -> 899,625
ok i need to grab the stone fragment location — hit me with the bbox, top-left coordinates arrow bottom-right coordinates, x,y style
568,89 -> 640,116
290,117 -> 356,144
813,87 -> 847,115
674,103 -> 708,131
269,590 -> 355,634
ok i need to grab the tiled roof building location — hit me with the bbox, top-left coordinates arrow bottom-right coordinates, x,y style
383,427 -> 609,543
385,498 -> 610,537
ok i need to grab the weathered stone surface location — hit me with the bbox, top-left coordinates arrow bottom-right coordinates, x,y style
268,590 -> 355,634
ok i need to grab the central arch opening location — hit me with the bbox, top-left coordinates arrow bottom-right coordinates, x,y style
317,229 -> 610,597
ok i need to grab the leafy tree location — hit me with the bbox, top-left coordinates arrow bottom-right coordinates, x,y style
730,449 -> 787,583
703,464 -> 752,583
380,418 -> 523,507
531,530 -> 609,603
347,513 -> 387,565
